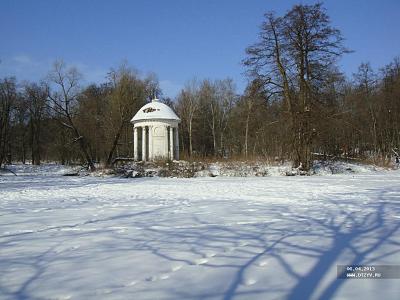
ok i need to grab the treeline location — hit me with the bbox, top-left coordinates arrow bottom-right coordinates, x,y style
1,3 -> 399,170
176,59 -> 400,164
0,62 -> 159,169
177,3 -> 400,169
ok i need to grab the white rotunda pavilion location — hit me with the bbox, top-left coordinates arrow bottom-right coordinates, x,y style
130,98 -> 180,161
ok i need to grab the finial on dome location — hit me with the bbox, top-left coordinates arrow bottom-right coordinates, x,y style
152,97 -> 159,102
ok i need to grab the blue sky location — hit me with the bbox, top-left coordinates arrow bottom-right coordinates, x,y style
1,0 -> 399,98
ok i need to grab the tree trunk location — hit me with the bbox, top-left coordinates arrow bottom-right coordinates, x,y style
106,122 -> 125,167
244,112 -> 250,158
244,99 -> 253,158
68,116 -> 95,171
189,118 -> 193,157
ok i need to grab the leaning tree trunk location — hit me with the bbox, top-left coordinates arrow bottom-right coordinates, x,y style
78,136 -> 95,171
106,122 -> 125,167
68,116 -> 95,171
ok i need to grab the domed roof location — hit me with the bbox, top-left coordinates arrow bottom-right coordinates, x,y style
130,99 -> 180,123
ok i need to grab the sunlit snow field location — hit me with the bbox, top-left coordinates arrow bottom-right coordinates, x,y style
1,166 -> 399,299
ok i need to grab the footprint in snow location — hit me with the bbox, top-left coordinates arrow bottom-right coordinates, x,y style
96,289 -> 112,295
125,280 -> 137,287
237,241 -> 249,247
253,248 -> 264,254
146,273 -> 170,282
224,247 -> 235,253
54,245 -> 80,254
171,265 -> 183,272
193,258 -> 208,265
203,252 -> 216,258
146,276 -> 158,282
257,260 -> 268,267
54,296 -> 71,300
159,273 -> 170,280
243,278 -> 257,286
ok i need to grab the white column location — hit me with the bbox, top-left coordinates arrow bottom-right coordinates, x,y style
148,126 -> 153,161
174,127 -> 179,160
164,125 -> 169,158
133,127 -> 138,161
169,126 -> 174,160
142,126 -> 147,161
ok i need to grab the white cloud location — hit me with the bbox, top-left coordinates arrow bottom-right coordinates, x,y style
0,55 -> 180,97
0,54 -> 51,82
0,55 -> 108,85
13,55 -> 35,65
69,61 -> 108,84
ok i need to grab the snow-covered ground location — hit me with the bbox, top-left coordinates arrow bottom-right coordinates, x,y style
0,168 -> 399,299
0,163 -> 76,176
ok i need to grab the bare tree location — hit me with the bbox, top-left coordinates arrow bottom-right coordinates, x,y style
13,94 -> 29,163
198,80 -> 218,155
0,78 -> 17,167
241,80 -> 263,158
353,63 -> 379,157
176,79 -> 200,157
104,64 -> 148,166
244,3 -> 349,170
215,79 -> 235,156
24,82 -> 48,165
47,60 -> 95,170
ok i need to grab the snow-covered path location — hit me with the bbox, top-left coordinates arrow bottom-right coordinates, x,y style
1,172 -> 399,299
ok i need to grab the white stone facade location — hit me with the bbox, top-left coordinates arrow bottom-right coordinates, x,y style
131,99 -> 180,161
